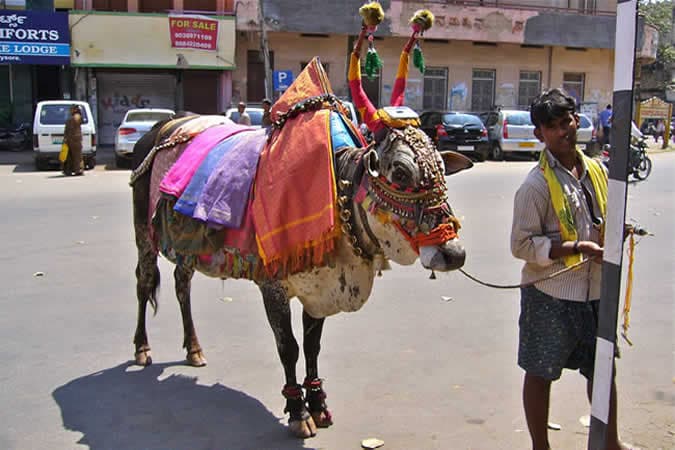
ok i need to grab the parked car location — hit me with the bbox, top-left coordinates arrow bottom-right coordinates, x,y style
32,100 -> 97,171
576,113 -> 597,155
479,109 -> 544,160
224,106 -> 265,127
419,111 -> 490,161
114,108 -> 175,167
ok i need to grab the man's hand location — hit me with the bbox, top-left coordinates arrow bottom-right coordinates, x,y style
577,240 -> 603,262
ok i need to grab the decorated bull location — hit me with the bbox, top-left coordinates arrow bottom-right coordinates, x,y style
129,5 -> 472,438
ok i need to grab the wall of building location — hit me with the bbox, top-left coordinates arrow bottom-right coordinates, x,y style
234,31 -> 614,116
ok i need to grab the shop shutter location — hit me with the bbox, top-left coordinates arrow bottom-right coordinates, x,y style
97,72 -> 176,145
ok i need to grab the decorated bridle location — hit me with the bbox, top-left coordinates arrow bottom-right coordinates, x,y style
339,3 -> 459,268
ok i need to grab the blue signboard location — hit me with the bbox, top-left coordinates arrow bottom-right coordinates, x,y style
0,10 -> 70,65
273,70 -> 293,91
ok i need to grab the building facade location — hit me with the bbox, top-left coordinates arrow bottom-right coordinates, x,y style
1,0 -> 236,145
234,0 -> 657,125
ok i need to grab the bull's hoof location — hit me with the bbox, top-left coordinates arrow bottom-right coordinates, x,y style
310,410 -> 333,428
289,416 -> 317,438
186,350 -> 207,367
134,349 -> 152,366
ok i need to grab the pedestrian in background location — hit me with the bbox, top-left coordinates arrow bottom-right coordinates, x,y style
237,101 -> 251,126
511,88 -> 633,450
655,119 -> 666,146
62,105 -> 84,176
598,104 -> 612,146
261,98 -> 272,127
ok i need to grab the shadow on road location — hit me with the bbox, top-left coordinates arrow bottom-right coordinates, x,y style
52,362 -> 314,450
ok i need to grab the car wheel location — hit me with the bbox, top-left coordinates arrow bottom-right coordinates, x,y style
35,158 -> 49,171
115,154 -> 128,169
490,143 -> 504,161
85,157 -> 96,170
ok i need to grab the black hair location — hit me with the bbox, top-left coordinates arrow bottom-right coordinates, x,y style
529,88 -> 576,128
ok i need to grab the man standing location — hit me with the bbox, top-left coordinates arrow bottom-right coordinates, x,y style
237,101 -> 251,126
599,104 -> 612,146
511,89 -> 633,450
261,98 -> 273,127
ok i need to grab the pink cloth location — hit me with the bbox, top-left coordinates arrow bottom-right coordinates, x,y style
159,122 -> 254,198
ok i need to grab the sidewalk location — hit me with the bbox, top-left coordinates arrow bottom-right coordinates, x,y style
645,136 -> 674,154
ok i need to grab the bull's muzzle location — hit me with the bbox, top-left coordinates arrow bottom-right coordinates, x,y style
419,239 -> 466,272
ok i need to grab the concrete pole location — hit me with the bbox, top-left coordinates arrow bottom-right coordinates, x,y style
587,1 -> 638,448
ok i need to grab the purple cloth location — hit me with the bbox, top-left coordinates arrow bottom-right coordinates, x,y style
173,136 -> 240,217
193,128 -> 267,228
160,122 -> 253,198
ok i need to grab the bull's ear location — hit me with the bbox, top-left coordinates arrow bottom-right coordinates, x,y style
439,151 -> 473,175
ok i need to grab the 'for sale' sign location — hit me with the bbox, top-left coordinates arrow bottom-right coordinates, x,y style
168,15 -> 218,51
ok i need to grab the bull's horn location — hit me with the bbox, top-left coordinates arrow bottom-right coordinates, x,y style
349,3 -> 385,132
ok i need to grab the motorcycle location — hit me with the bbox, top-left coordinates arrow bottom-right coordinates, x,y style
0,122 -> 31,151
600,123 -> 652,181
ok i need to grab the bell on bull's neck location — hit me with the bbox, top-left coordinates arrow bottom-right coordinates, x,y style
373,252 -> 391,277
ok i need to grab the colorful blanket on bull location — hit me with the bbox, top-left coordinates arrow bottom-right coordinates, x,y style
251,58 -> 342,277
152,58 -> 360,280
159,122 -> 254,198
175,128 -> 267,229
149,115 -> 232,226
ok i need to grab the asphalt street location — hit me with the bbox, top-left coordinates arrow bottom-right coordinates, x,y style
0,148 -> 672,450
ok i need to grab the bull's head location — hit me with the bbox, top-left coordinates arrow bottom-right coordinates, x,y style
344,8 -> 472,274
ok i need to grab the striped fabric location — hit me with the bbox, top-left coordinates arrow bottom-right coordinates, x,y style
511,149 -> 606,302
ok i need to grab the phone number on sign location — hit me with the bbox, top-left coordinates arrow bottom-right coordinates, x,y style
173,33 -> 213,40
174,41 -> 215,49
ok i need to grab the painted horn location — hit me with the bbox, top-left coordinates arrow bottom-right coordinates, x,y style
390,32 -> 418,107
349,27 -> 383,132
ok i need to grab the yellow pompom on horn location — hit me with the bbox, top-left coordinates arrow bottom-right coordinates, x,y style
410,9 -> 434,33
359,2 -> 385,27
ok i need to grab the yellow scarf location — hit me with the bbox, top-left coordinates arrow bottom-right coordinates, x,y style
539,147 -> 608,267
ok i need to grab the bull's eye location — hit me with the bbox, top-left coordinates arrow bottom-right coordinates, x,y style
392,164 -> 411,187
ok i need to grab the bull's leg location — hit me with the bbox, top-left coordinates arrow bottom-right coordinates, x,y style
174,264 -> 207,367
302,310 -> 333,428
260,282 -> 317,438
133,223 -> 160,366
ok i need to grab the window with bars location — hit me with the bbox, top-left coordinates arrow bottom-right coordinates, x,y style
423,67 -> 448,111
518,71 -> 541,110
563,73 -> 585,105
471,69 -> 495,112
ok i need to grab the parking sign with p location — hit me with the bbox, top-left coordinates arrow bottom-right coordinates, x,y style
273,70 -> 293,92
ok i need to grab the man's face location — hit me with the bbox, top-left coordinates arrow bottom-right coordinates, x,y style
263,103 -> 271,112
534,112 -> 579,155
238,105 -> 245,113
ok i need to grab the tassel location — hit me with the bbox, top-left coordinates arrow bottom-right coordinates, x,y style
412,42 -> 425,74
359,2 -> 385,28
410,9 -> 435,33
364,45 -> 383,80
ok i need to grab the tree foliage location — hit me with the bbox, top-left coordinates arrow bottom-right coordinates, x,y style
639,0 -> 674,66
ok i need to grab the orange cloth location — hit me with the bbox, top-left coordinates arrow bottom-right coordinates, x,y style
251,108 -> 338,276
252,59 -> 339,276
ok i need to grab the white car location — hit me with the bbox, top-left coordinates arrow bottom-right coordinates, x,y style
114,108 -> 175,167
33,100 -> 97,170
576,113 -> 597,154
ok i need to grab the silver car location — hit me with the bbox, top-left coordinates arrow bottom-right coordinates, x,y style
576,113 -> 597,154
480,109 -> 545,160
114,108 -> 175,167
